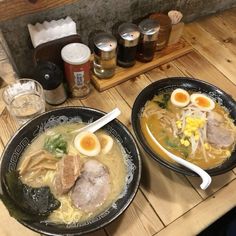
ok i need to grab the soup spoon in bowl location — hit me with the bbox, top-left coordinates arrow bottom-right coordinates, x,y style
146,124 -> 212,190
71,108 -> 121,134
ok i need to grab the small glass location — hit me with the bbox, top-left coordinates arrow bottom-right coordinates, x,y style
2,79 -> 45,125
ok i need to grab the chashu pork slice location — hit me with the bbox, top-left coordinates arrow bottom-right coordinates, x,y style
71,159 -> 111,212
207,111 -> 235,148
54,154 -> 81,195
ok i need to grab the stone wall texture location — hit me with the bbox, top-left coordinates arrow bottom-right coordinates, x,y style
1,0 -> 236,77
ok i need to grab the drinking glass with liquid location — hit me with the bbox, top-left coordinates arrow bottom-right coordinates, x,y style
2,79 -> 45,125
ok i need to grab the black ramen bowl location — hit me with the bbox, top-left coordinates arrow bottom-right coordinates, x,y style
0,107 -> 141,235
131,77 -> 236,176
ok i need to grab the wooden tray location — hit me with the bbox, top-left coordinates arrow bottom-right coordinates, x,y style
91,38 -> 193,91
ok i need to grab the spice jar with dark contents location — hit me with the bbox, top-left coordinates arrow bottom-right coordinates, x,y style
149,13 -> 172,51
93,32 -> 117,79
61,43 -> 91,98
137,18 -> 160,62
116,22 -> 140,67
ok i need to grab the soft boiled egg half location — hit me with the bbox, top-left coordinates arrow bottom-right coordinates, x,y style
171,88 -> 190,107
190,93 -> 215,111
74,131 -> 101,157
98,134 -> 114,154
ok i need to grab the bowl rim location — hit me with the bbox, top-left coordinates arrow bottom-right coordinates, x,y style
0,106 -> 142,235
131,77 -> 236,177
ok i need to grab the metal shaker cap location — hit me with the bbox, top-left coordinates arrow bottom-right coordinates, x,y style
118,22 -> 140,47
93,32 -> 117,59
138,18 -> 160,42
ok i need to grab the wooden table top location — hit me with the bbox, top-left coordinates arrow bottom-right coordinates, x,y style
0,7 -> 236,236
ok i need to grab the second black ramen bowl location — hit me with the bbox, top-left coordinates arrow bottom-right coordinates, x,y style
131,77 -> 236,176
0,107 -> 141,235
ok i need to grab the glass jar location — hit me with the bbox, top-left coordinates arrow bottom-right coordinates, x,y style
93,32 -> 117,79
117,22 -> 140,67
149,13 -> 172,51
137,18 -> 160,62
61,43 -> 91,98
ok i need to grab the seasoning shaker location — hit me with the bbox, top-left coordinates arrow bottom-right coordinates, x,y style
149,13 -> 172,50
137,18 -> 160,62
61,43 -> 91,98
93,32 -> 117,79
117,22 -> 140,67
34,61 -> 67,105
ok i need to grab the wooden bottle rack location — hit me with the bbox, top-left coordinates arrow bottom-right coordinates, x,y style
91,38 -> 193,92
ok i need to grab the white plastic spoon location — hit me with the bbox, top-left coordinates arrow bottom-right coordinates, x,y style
71,108 -> 121,134
146,124 -> 212,190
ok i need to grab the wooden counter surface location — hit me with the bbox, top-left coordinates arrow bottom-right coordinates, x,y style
0,7 -> 236,236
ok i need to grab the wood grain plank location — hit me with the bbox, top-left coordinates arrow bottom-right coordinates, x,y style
0,59 -> 17,84
114,74 -> 151,108
155,179 -> 236,236
0,137 -> 4,157
46,97 -> 83,111
172,51 -> 236,99
195,12 -> 236,54
146,62 -> 185,81
218,7 -> 236,30
183,22 -> 236,85
0,202 -> 39,236
140,154 -> 202,226
86,229 -> 107,236
106,190 -> 164,236
0,0 -> 78,21
0,108 -> 19,145
188,171 -> 236,199
0,201 -> 106,236
115,60 -> 186,112
80,87 -> 131,126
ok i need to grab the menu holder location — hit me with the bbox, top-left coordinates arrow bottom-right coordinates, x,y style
33,34 -> 81,73
91,38 -> 193,92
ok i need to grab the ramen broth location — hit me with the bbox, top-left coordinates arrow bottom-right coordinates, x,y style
17,123 -> 127,224
140,91 -> 236,169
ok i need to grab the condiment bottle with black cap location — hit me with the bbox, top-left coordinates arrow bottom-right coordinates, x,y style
93,32 -> 117,79
34,61 -> 67,105
137,18 -> 160,62
117,22 -> 140,67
